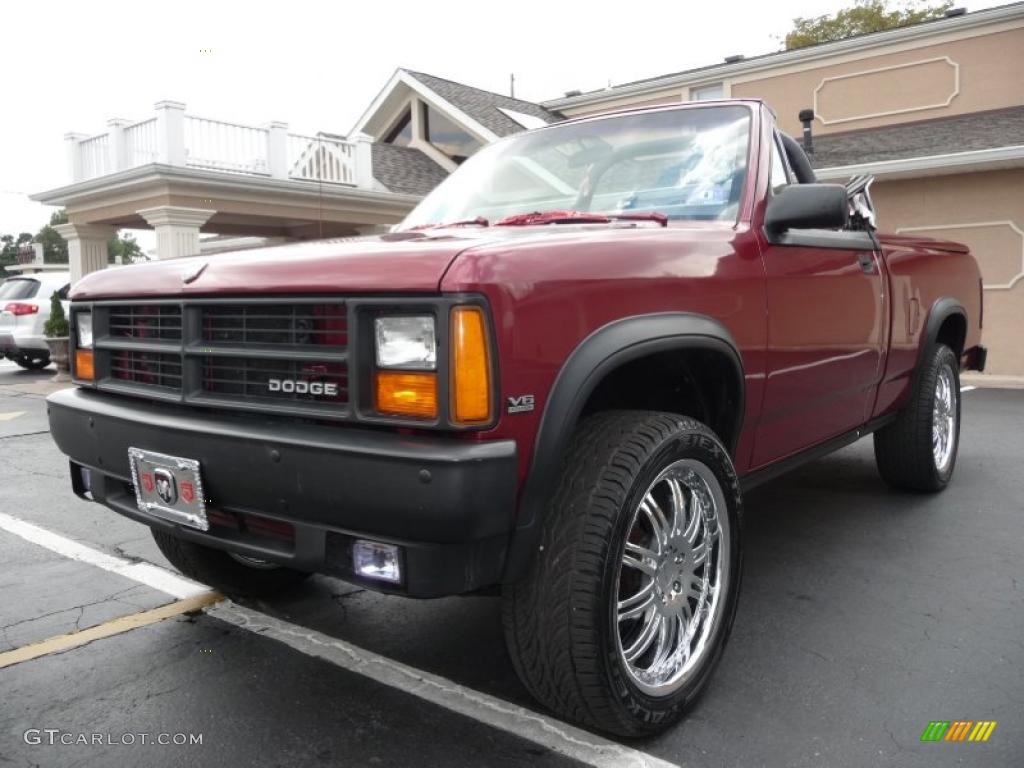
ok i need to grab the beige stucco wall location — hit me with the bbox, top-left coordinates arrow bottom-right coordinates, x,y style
559,92 -> 685,117
733,26 -> 1024,135
559,22 -> 1024,135
872,169 -> 1024,376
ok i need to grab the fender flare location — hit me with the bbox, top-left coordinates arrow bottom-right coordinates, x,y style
502,312 -> 744,582
919,297 -> 967,366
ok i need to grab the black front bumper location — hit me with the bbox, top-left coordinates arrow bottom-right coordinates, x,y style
47,388 -> 518,597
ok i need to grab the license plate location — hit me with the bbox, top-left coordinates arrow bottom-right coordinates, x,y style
128,448 -> 208,531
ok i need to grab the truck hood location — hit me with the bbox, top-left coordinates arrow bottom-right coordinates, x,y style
69,231 -> 494,299
70,222 -> 719,299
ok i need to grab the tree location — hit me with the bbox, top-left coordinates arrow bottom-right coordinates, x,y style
35,209 -> 69,263
107,231 -> 144,264
784,0 -> 953,50
0,233 -> 35,274
43,291 -> 69,338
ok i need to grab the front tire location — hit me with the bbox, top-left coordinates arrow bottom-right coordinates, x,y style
502,411 -> 743,737
151,528 -> 311,597
874,343 -> 961,492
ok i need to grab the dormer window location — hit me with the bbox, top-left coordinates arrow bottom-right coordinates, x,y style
422,103 -> 479,164
384,109 -> 413,147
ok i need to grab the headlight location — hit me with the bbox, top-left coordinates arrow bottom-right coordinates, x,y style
374,316 -> 436,370
75,312 -> 93,349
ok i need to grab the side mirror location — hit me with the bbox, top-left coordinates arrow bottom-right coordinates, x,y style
764,183 -> 849,236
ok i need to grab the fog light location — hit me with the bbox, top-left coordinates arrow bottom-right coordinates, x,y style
353,540 -> 401,584
79,466 -> 92,492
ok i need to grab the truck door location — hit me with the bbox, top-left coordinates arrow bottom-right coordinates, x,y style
752,135 -> 886,468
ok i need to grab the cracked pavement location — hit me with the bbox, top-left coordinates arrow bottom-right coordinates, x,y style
0,359 -> 1022,767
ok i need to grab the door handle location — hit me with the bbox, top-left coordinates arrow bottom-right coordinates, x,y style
857,252 -> 876,274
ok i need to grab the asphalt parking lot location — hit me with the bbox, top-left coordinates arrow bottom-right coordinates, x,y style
0,358 -> 1021,768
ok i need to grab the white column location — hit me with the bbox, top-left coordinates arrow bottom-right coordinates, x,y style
64,132 -> 88,182
106,118 -> 130,173
154,100 -> 187,166
353,132 -> 374,189
265,121 -> 288,179
410,97 -> 424,140
54,223 -> 114,283
137,206 -> 215,259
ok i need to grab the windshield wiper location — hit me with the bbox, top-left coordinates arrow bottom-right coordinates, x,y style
494,210 -> 610,226
409,216 -> 490,231
601,211 -> 668,227
494,210 -> 667,227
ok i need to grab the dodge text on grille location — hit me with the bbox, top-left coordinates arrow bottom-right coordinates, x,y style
268,379 -> 339,395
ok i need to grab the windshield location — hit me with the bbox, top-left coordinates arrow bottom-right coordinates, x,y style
399,105 -> 752,230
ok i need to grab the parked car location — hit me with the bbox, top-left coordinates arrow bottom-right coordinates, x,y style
46,100 -> 985,737
0,272 -> 72,369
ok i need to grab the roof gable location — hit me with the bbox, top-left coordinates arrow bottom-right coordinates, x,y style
403,71 -> 561,137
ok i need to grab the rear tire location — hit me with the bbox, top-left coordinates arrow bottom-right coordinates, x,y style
151,528 -> 311,597
502,411 -> 743,737
15,353 -> 50,370
874,343 -> 961,492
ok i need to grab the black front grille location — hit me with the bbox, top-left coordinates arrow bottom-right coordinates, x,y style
110,350 -> 182,390
201,304 -> 347,347
200,356 -> 348,404
92,299 -> 350,418
108,305 -> 182,341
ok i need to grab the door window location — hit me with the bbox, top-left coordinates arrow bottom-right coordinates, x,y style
770,135 -> 790,195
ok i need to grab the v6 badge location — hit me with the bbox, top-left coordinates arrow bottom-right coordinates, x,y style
507,394 -> 535,414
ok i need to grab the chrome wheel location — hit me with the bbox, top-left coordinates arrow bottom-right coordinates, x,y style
932,365 -> 957,472
614,458 -> 731,697
228,552 -> 280,570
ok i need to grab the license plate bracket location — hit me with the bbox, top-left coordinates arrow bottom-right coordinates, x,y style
128,447 -> 208,531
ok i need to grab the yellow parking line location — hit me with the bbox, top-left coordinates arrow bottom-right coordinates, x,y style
0,591 -> 222,670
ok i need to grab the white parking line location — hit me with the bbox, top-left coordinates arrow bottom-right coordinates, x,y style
209,603 -> 677,768
961,385 -> 977,392
0,511 -> 209,600
0,512 -> 678,768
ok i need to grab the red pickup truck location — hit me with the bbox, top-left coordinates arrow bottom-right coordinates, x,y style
48,100 -> 985,737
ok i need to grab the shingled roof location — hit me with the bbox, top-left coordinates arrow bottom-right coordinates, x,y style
371,143 -> 449,196
404,71 -> 561,137
811,107 -> 1024,169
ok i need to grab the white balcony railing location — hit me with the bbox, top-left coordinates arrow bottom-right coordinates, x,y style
287,133 -> 357,185
64,101 -> 374,188
78,132 -> 111,179
124,117 -> 159,167
185,115 -> 269,174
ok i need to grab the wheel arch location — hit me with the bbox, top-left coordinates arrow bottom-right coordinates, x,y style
502,312 -> 745,582
921,297 -> 967,363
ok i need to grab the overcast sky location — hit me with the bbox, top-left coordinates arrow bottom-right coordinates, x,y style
0,0 -> 1000,249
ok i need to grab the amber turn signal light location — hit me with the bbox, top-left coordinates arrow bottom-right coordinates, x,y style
375,371 -> 437,419
75,349 -> 95,381
450,306 -> 492,424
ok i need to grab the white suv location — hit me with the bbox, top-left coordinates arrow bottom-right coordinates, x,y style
0,272 -> 71,370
